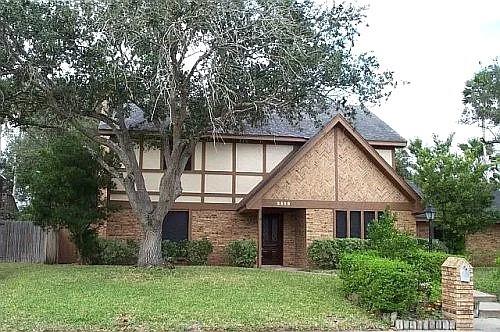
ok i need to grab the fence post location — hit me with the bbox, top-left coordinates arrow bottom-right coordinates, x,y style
441,256 -> 474,330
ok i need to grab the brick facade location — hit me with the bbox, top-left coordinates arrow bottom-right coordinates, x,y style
190,210 -> 258,265
283,209 -> 306,267
100,209 -> 141,240
101,206 -> 417,267
466,223 -> 500,266
394,211 -> 417,235
305,209 -> 334,246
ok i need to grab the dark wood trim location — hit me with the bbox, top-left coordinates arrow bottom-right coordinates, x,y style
262,143 -> 267,174
109,190 -> 245,198
260,199 -> 415,211
201,142 -> 206,203
204,134 -> 308,144
232,142 -> 236,204
334,127 -> 339,202
369,140 -> 407,148
258,207 -> 262,267
188,210 -> 192,241
392,149 -> 396,169
139,137 -> 144,169
108,200 -> 238,211
360,211 -> 364,240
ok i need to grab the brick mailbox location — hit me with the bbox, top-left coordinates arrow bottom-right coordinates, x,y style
441,257 -> 474,330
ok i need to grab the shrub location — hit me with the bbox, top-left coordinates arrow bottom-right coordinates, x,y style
94,239 -> 138,265
416,238 -> 448,253
368,211 -> 419,259
161,240 -> 187,262
225,239 -> 257,267
340,253 -> 420,314
307,238 -> 368,269
185,238 -> 213,265
404,249 -> 449,282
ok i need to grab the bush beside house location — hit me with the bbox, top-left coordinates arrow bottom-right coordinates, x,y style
161,238 -> 213,265
225,239 -> 258,267
329,211 -> 450,316
307,238 -> 368,269
340,253 -> 420,313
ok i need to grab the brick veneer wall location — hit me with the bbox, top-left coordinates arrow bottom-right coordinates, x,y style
394,211 -> 417,235
466,223 -> 500,266
283,209 -> 307,268
190,210 -> 258,265
100,209 -> 142,240
305,209 -> 334,246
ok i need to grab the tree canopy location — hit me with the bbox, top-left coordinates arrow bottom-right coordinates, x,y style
4,131 -> 108,262
0,0 -> 394,265
462,59 -> 500,142
409,136 -> 498,253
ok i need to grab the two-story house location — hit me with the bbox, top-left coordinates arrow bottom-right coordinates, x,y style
99,109 -> 422,267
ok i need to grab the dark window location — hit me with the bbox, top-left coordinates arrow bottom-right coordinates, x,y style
363,211 -> 376,238
336,210 -> 347,238
162,211 -> 189,241
184,157 -> 193,171
350,211 -> 361,238
377,211 -> 385,220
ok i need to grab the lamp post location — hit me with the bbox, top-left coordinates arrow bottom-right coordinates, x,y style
425,204 -> 436,251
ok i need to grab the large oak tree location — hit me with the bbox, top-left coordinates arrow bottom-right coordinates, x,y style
0,0 -> 394,266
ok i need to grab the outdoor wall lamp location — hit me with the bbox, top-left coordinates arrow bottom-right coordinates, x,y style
424,204 -> 436,251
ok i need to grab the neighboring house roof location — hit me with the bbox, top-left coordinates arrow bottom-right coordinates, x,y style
237,114 -> 421,211
98,105 -> 406,144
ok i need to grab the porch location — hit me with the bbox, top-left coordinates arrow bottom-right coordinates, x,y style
257,208 -> 334,268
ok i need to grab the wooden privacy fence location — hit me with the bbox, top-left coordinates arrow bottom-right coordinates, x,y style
0,220 -> 58,263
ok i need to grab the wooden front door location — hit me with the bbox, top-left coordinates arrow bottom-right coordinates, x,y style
262,214 -> 283,265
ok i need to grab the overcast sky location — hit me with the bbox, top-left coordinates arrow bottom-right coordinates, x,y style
337,0 -> 500,146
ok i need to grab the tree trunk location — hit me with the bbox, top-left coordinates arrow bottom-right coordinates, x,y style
138,220 -> 163,266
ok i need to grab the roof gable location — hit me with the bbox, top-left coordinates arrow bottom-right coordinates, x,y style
237,114 -> 420,211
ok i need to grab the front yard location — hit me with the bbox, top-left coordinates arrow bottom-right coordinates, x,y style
0,263 -> 383,331
474,266 -> 500,297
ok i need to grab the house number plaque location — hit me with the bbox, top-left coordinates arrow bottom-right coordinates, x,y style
276,201 -> 291,207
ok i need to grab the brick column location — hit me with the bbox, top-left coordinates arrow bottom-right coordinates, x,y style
441,257 -> 474,330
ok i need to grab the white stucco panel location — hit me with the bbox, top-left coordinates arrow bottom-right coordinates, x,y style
205,174 -> 232,194
205,142 -> 233,171
236,143 -> 263,172
181,173 -> 202,193
235,175 -> 263,194
266,144 -> 294,172
142,147 -> 161,169
376,148 -> 393,166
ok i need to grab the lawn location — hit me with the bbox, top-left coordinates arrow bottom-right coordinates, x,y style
0,263 -> 384,331
474,266 -> 500,297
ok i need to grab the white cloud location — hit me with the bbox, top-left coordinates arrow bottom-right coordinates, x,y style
323,0 -> 500,146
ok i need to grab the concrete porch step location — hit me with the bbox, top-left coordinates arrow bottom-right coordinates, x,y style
478,302 -> 500,319
474,290 -> 498,303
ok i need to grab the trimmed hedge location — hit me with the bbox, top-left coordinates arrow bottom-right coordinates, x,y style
225,239 -> 257,267
340,253 -> 420,314
416,238 -> 448,253
94,239 -> 138,265
161,240 -> 187,262
307,238 -> 368,269
161,238 -> 213,265
404,249 -> 449,282
185,238 -> 213,265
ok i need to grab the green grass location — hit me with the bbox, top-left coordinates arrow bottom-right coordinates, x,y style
474,266 -> 500,297
0,263 -> 384,331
